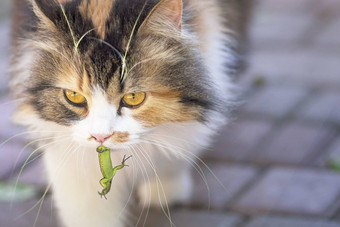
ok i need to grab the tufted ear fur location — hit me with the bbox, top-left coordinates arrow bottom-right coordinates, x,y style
32,0 -> 59,22
139,0 -> 183,31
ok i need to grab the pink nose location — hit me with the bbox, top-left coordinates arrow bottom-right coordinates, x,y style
91,134 -> 112,143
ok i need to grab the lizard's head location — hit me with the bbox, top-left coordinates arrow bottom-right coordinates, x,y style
96,145 -> 110,153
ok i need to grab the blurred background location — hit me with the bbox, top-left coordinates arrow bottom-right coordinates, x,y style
1,0 -> 340,226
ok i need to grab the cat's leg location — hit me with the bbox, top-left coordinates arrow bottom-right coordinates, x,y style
135,119 -> 219,211
137,163 -> 192,208
136,123 -> 213,209
43,143 -> 132,227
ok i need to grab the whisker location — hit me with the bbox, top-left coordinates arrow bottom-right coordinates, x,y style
14,141 -> 76,222
50,187 -> 54,226
0,130 -> 68,149
88,37 -> 124,62
142,138 -> 208,184
115,147 -> 136,222
15,183 -> 52,223
59,3 -> 77,53
80,145 -> 86,180
32,143 -> 79,227
32,185 -> 50,227
143,136 -> 226,190
12,137 -> 71,208
12,135 -> 70,176
141,138 -> 212,209
129,147 -> 151,227
146,132 -> 206,148
182,151 -> 226,190
120,1 -> 148,83
0,97 -> 26,106
137,145 -> 175,227
75,28 -> 95,49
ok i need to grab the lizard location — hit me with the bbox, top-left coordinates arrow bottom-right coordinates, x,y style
96,145 -> 132,199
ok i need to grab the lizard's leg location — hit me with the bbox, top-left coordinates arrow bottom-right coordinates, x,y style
98,156 -> 131,198
111,155 -> 132,173
99,177 -> 111,188
98,178 -> 112,199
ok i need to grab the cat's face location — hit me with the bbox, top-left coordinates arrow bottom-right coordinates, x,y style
14,0 -> 219,149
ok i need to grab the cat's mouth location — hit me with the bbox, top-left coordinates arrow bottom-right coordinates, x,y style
84,131 -> 141,150
88,131 -> 131,144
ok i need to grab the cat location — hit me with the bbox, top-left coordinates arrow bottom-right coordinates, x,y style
10,0 -> 242,226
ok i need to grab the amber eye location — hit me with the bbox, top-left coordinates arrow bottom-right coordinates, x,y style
122,92 -> 146,107
64,90 -> 87,106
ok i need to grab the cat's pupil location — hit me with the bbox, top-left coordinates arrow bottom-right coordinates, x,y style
132,93 -> 135,99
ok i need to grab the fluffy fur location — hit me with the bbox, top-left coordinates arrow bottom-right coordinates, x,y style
9,0 -> 242,226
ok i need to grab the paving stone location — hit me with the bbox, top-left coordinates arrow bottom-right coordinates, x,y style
0,196 -> 60,227
208,119 -> 273,161
252,122 -> 335,165
242,87 -> 308,119
258,0 -> 319,12
191,164 -> 259,209
318,137 -> 340,168
244,215 -> 340,227
314,0 -> 340,11
167,210 -> 242,227
250,0 -> 317,45
251,0 -> 340,47
250,12 -> 313,46
233,167 -> 340,217
138,208 -> 242,227
297,92 -> 340,125
314,18 -> 340,46
311,0 -> 340,24
245,49 -> 340,88
327,138 -> 340,161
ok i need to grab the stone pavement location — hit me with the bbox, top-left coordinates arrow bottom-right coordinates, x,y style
2,0 -> 340,227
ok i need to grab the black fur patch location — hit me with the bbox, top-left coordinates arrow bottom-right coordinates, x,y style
30,87 -> 82,125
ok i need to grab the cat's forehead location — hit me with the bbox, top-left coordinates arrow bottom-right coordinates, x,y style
39,0 -> 159,90
78,0 -> 117,39
44,0 -> 156,41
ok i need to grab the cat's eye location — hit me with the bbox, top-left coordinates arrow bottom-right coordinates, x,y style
64,90 -> 87,106
122,92 -> 146,107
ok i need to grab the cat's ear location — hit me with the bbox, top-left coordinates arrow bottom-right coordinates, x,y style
31,0 -> 62,23
139,0 -> 183,32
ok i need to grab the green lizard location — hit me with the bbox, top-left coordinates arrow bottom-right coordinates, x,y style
96,146 -> 132,199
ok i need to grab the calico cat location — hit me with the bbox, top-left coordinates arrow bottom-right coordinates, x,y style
10,0 -> 243,226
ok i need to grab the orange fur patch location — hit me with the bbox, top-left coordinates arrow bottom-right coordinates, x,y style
79,0 -> 115,39
132,91 -> 198,127
57,0 -> 72,3
110,131 -> 130,143
55,60 -> 92,117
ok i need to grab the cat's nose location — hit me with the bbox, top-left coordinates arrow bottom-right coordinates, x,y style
91,134 -> 112,143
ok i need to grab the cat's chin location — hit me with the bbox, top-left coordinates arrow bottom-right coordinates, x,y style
103,141 -> 139,151
72,139 -> 137,151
